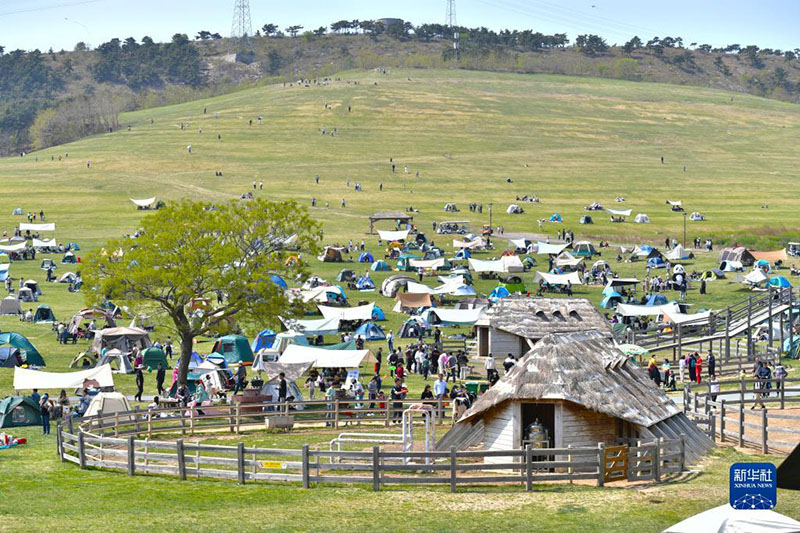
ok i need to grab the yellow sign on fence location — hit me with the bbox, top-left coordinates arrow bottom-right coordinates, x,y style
260,461 -> 288,469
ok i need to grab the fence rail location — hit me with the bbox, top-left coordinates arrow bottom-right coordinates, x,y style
57,411 -> 687,491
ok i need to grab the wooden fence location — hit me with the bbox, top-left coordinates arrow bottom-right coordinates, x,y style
56,411 -> 687,491
683,377 -> 800,454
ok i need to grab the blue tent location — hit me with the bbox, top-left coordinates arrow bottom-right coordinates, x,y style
0,332 -> 45,366
550,213 -> 562,222
371,306 -> 387,321
358,252 -> 374,263
454,249 -> 471,260
355,276 -> 375,290
647,256 -> 666,269
175,352 -> 203,370
70,242 -> 81,250
270,275 -> 288,290
769,276 -> 792,288
600,292 -> 623,309
646,293 -> 668,306
371,260 -> 390,271
602,286 -> 619,296
489,286 -> 510,301
251,329 -> 277,352
354,322 -> 386,341
639,245 -> 653,253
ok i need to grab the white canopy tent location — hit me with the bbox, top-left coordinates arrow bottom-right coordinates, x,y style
280,316 -> 340,336
130,197 -> 156,208
13,365 -> 114,389
743,269 -> 769,286
663,310 -> 713,325
606,208 -> 632,217
300,285 -> 346,303
0,242 -> 27,253
468,256 -> 524,273
32,238 -> 56,249
377,229 -> 410,242
318,303 -> 374,321
19,223 -> 55,232
534,241 -> 569,255
453,239 -> 482,249
664,504 -> 800,533
666,200 -> 682,207
409,257 -> 446,269
605,278 -> 640,288
279,344 -> 375,368
428,307 -> 486,325
554,252 -> 583,268
534,271 -> 583,286
406,277 -> 467,296
616,302 -> 681,318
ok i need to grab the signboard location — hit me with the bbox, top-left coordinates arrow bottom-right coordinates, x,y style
344,369 -> 360,391
730,462 -> 777,510
260,461 -> 288,470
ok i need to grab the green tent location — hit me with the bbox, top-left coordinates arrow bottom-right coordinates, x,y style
211,335 -> 254,365
141,347 -> 168,370
0,396 -> 41,428
0,333 -> 45,367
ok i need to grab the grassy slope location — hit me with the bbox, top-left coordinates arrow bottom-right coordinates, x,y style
1,69 -> 800,531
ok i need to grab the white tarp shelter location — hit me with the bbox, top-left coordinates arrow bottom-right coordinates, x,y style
279,344 -> 375,368
13,364 -> 115,389
534,271 -> 583,286
409,257 -> 445,269
663,310 -> 713,326
606,208 -> 632,217
554,252 -> 583,268
377,229 -> 410,242
744,269 -> 768,286
0,242 -> 26,253
406,278 -> 467,296
32,238 -> 56,249
300,285 -> 346,303
535,241 -> 569,255
616,303 -> 681,318
19,223 -> 55,232
664,504 -> 800,533
666,200 -> 682,207
468,256 -> 524,273
429,307 -> 486,325
453,239 -> 482,249
130,197 -> 156,208
280,316 -> 340,336
318,303 -> 374,321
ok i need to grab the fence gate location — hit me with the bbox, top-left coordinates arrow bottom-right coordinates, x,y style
603,445 -> 628,483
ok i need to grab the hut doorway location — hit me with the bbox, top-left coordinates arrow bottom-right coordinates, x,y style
521,403 -> 555,448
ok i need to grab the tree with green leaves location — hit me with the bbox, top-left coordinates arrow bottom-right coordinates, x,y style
575,34 -> 608,56
82,199 -> 321,386
622,36 -> 642,54
286,25 -> 303,37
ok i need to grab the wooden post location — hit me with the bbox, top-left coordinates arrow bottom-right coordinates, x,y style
738,403 -> 745,447
720,400 -> 726,443
384,400 -> 391,428
780,379 -> 785,409
654,439 -> 662,483
747,296 -> 753,358
761,408 -> 768,455
180,411 -> 186,436
229,404 -> 235,433
693,392 -> 698,414
568,444 -> 574,484
768,287 -> 774,348
525,444 -> 533,492
302,444 -> 310,489
78,432 -> 86,469
237,442 -> 245,484
334,400 -> 340,429
709,413 -> 716,442
127,436 -> 135,475
67,415 -> 74,435
677,325 -> 683,361
725,308 -> 731,363
115,413 -> 119,437
235,404 -> 241,434
147,411 -> 152,439
372,446 -> 380,492
740,377 -> 746,406
57,422 -> 64,462
789,289 -> 795,361
679,435 -> 686,472
449,446 -> 457,493
177,439 -> 186,480
596,443 -> 605,487
437,397 -> 444,425
134,406 -> 140,435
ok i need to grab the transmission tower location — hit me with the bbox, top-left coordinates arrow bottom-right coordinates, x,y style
446,0 -> 457,28
231,0 -> 252,39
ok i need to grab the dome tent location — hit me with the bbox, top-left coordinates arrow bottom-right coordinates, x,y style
11,208 -> 23,216
633,213 -> 650,224
355,276 -> 375,290
141,347 -> 168,370
0,396 -> 41,428
251,329 -> 277,352
579,215 -> 593,224
0,332 -> 45,366
354,322 -> 386,341
270,275 -> 288,290
549,213 -> 562,222
358,252 -> 374,263
212,335 -> 254,365
371,305 -> 387,321
371,260 -> 390,271
33,305 -> 56,324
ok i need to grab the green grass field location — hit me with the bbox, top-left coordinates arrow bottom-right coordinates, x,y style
1,69 -> 800,531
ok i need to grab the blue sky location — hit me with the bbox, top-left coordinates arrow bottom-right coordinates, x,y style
1,0 -> 798,52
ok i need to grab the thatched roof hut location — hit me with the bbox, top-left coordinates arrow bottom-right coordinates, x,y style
439,331 -> 712,463
474,297 -> 612,358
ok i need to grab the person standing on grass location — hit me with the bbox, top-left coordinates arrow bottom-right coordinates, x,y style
40,393 -> 51,435
134,365 -> 145,402
695,353 -> 703,384
707,351 -> 716,378
485,353 -> 496,381
678,354 -> 686,383
278,372 -> 288,404
234,364 -> 247,394
164,337 -> 173,359
156,362 -> 166,396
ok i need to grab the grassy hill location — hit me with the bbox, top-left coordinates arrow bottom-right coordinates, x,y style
1,69 -> 800,532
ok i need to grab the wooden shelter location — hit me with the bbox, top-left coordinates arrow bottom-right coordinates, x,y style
368,211 -> 413,234
474,297 -> 611,358
439,331 -> 713,464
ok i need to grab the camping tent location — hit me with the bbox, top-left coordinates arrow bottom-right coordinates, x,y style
633,213 -> 650,224
353,322 -> 386,341
97,349 -> 133,374
13,365 -> 114,389
664,504 -> 800,533
506,204 -> 523,214
700,269 -> 725,281
372,305 -> 386,321
769,276 -> 792,289
488,286 -> 510,301
141,347 -> 167,370
743,269 -> 769,287
380,275 -> 414,298
69,352 -> 98,369
355,276 -> 376,290
11,208 -> 23,215
0,396 -> 41,428
92,327 -> 151,355
371,260 -> 390,271
665,245 -> 689,261
212,335 -> 255,365
279,344 -> 375,368
0,264 -> 9,282
23,280 -> 41,296
0,332 -> 45,366
579,215 -> 593,224
17,288 -> 35,305
251,329 -> 277,352
0,296 -> 22,316
61,251 -> 77,264
719,247 -> 755,267
358,252 -> 374,263
33,305 -> 56,323
600,292 -> 623,309
549,213 -> 562,222
270,275 -> 288,290
335,270 -> 355,282
84,392 -> 132,418
689,212 -> 705,221
394,292 -> 433,312
318,246 -> 344,262
572,241 -> 598,258
0,347 -> 23,368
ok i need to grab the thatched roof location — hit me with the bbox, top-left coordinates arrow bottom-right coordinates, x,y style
477,297 -> 611,340
459,331 -> 680,428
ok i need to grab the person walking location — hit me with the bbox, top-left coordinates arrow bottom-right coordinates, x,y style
234,364 -> 247,394
156,362 -> 166,396
278,372 -> 288,404
134,365 -> 145,402
40,394 -> 51,435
